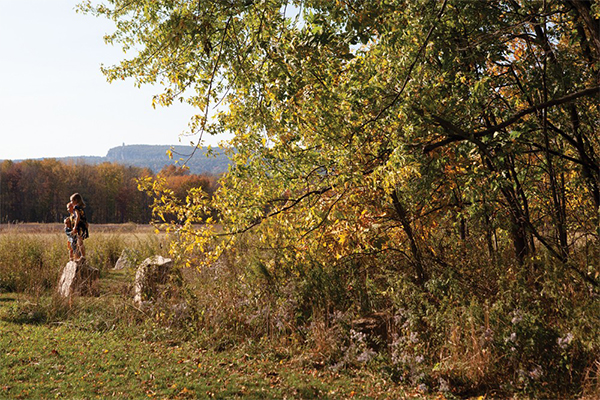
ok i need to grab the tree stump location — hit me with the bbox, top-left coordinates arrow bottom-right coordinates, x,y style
351,312 -> 389,351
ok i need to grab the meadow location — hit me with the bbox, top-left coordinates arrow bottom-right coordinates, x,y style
0,224 -> 411,400
1,223 -> 599,399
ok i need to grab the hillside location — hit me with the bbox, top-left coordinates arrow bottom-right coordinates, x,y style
10,145 -> 231,175
104,144 -> 231,174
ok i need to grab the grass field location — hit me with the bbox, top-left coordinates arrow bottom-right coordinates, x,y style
0,294 -> 411,399
0,224 -> 419,400
3,224 -> 592,399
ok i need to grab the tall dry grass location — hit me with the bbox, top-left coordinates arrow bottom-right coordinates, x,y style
0,223 -> 164,295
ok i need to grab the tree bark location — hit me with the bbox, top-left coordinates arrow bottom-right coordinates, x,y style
391,190 -> 427,286
566,0 -> 600,58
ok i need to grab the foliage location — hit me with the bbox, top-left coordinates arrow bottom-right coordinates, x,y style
80,0 -> 600,397
87,0 -> 600,280
0,159 -> 219,224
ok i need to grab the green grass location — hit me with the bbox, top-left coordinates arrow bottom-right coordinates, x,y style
0,290 -> 411,400
5,225 -> 594,399
0,224 -> 412,400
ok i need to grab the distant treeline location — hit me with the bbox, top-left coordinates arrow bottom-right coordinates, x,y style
0,159 -> 219,224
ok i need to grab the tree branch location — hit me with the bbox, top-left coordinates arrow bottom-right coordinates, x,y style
217,185 -> 333,236
359,0 -> 448,130
423,85 -> 600,153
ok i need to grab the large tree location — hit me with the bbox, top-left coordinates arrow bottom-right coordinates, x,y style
83,0 -> 600,287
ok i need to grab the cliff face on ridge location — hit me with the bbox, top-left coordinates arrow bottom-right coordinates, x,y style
104,145 -> 231,174
8,145 -> 232,175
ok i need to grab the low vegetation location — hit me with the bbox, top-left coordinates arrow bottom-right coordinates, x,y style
0,291 -> 409,400
1,225 -> 599,399
0,226 -> 411,399
0,224 -> 159,294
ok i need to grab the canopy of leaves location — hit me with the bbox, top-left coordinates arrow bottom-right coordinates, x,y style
83,0 -> 599,284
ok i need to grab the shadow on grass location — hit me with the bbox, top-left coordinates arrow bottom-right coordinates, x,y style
0,309 -> 48,325
0,296 -> 17,303
0,296 -> 56,325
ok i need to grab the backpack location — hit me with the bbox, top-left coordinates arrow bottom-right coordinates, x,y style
74,205 -> 89,239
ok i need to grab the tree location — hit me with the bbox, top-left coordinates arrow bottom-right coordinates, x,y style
0,160 -> 158,224
0,160 -> 22,223
85,0 -> 599,289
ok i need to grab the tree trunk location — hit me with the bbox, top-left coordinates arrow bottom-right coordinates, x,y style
567,0 -> 600,58
391,190 -> 427,286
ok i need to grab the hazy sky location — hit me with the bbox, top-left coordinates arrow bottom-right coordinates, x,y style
0,0 -> 220,160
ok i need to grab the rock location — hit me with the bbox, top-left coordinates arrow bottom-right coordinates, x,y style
58,260 -> 100,298
58,262 -> 77,297
114,248 -> 136,270
133,255 -> 174,305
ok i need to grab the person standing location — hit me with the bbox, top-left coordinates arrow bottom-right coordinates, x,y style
64,202 -> 77,261
70,193 -> 89,261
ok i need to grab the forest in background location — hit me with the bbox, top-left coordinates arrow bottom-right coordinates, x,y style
0,159 -> 219,224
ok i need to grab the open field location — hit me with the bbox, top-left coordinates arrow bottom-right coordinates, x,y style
0,292 -> 411,400
0,224 -> 417,400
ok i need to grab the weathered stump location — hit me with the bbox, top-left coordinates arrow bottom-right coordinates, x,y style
351,312 -> 389,351
58,260 -> 100,298
133,255 -> 174,305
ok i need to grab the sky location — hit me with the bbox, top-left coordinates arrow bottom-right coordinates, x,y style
0,0 -> 220,160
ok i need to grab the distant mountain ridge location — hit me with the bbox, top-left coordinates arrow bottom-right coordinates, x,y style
104,144 -> 231,174
12,145 -> 231,175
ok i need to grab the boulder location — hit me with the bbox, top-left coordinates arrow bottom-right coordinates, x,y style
58,260 -> 100,298
133,255 -> 174,305
114,248 -> 136,270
